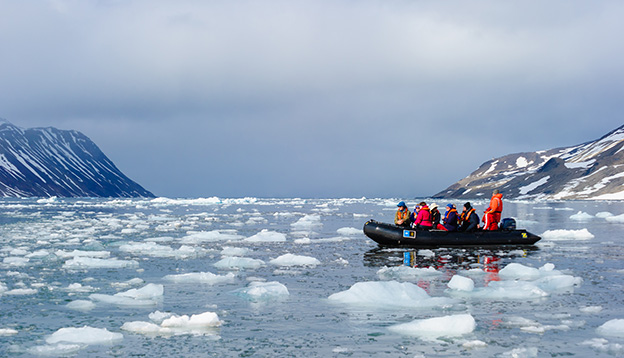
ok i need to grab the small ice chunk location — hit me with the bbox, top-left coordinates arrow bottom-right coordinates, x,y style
213,257 -> 265,270
161,311 -> 221,328
596,212 -> 614,218
269,253 -> 320,267
291,215 -> 322,230
234,281 -> 289,302
580,306 -> 603,314
163,272 -> 236,284
377,266 -> 441,281
0,328 -> 18,336
90,284 -> 163,307
336,227 -> 360,235
541,229 -> 594,241
606,213 -> 624,223
499,263 -> 541,281
388,314 -> 475,340
66,300 -> 96,312
597,319 -> 624,338
244,229 -> 287,243
220,247 -> 250,257
570,211 -> 593,221
122,311 -> 221,336
45,326 -> 123,345
500,347 -> 539,357
462,340 -> 487,348
447,275 -> 474,291
62,257 -> 139,269
4,288 -> 37,295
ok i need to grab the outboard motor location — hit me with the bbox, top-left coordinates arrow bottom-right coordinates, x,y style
500,218 -> 516,231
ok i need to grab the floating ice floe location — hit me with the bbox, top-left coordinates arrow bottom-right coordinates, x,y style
4,288 -> 37,296
66,300 -> 96,312
447,275 -> 474,291
45,326 -> 123,345
2,257 -> 29,267
540,228 -> 594,241
63,283 -> 96,293
31,326 -> 123,353
328,281 -> 456,309
448,263 -> 582,300
220,247 -> 250,257
500,347 -> 539,357
233,281 -> 289,302
0,328 -> 18,336
581,338 -> 624,355
570,211 -> 594,221
388,314 -> 475,340
605,213 -> 624,223
119,242 -> 205,259
62,256 -> 139,270
54,250 -> 111,259
122,310 -> 221,337
597,319 -> 624,338
244,229 -> 287,243
290,214 -> 322,230
163,271 -> 236,284
595,211 -> 614,218
213,257 -> 265,270
269,253 -> 320,267
179,230 -> 244,244
90,283 -> 163,307
336,227 -> 360,235
377,266 -> 442,281
580,305 -> 603,314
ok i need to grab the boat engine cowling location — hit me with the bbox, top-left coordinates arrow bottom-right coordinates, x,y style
500,218 -> 516,231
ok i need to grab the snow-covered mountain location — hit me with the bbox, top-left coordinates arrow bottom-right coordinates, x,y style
0,120 -> 154,197
433,125 -> 624,200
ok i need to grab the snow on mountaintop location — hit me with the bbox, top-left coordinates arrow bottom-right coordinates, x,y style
0,120 -> 153,197
434,125 -> 624,200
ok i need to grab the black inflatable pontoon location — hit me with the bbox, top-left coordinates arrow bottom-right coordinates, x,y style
363,220 -> 541,248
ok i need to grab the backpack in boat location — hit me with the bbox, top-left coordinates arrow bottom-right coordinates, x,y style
500,218 -> 516,231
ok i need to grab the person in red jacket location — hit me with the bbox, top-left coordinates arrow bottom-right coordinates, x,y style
483,189 -> 503,230
411,202 -> 433,230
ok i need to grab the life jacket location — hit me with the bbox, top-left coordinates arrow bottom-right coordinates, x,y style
444,208 -> 457,222
461,208 -> 476,223
397,208 -> 410,221
487,193 -> 503,214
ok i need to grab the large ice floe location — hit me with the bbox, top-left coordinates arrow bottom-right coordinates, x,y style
540,228 -> 595,241
328,281 -> 456,309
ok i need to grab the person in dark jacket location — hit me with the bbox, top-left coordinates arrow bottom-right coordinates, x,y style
440,203 -> 459,231
430,203 -> 441,229
459,202 -> 480,232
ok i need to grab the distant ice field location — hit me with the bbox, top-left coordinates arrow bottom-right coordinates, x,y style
1,197 -> 624,357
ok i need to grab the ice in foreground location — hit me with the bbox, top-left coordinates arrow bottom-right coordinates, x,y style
122,311 -> 221,337
233,281 -> 289,302
328,281 -> 456,309
388,314 -> 475,340
269,253 -> 321,267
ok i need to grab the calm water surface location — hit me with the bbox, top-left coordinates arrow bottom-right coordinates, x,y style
0,197 -> 623,357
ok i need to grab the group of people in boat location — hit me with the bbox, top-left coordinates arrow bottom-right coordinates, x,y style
394,190 -> 503,232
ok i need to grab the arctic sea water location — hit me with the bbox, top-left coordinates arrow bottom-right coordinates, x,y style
1,197 -> 623,357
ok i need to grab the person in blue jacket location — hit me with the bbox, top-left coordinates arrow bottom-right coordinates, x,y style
441,203 -> 459,232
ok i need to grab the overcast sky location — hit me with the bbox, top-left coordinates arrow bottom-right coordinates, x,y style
1,0 -> 623,198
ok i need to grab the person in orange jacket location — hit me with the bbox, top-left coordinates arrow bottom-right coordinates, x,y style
483,189 -> 503,230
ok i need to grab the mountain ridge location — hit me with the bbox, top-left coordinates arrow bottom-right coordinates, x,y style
433,124 -> 624,200
0,120 -> 154,198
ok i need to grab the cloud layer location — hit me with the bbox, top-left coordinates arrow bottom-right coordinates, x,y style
1,0 -> 623,197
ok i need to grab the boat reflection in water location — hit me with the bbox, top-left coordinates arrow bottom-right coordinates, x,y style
364,246 -> 539,287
